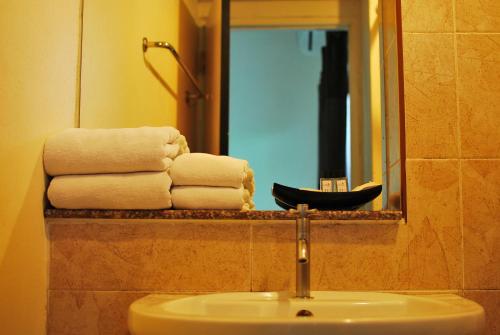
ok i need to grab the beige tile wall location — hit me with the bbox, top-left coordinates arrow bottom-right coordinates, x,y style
48,220 -> 411,335
47,0 -> 499,334
251,223 -> 409,292
49,221 -> 251,292
403,0 -> 500,334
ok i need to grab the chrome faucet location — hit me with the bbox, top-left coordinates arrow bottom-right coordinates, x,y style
295,204 -> 313,299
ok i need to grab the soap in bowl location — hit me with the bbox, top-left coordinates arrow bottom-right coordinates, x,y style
272,182 -> 382,210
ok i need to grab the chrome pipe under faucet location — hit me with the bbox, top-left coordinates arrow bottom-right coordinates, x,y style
296,204 -> 312,299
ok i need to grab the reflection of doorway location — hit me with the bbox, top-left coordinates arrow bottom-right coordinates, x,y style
229,29 -> 349,209
318,31 -> 349,181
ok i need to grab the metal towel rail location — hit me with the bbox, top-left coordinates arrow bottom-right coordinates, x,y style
142,37 -> 207,103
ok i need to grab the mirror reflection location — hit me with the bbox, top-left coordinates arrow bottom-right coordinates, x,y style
226,0 -> 393,209
79,0 -> 402,211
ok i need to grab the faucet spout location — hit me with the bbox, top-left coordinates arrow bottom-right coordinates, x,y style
297,239 -> 308,263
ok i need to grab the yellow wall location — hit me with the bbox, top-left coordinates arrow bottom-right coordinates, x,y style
80,0 -> 193,129
0,0 -> 81,333
177,0 -> 201,148
204,1 -> 223,154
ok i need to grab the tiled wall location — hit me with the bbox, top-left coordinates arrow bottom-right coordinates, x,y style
47,220 -> 412,334
402,0 -> 500,334
47,1 -> 499,334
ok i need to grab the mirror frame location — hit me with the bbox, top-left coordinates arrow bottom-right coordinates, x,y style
395,0 -> 406,219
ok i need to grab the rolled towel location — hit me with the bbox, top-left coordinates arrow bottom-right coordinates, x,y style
44,127 -> 190,176
170,153 -> 255,193
47,171 -> 172,209
171,186 -> 255,210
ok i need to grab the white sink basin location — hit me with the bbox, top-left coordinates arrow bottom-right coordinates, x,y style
129,291 -> 484,335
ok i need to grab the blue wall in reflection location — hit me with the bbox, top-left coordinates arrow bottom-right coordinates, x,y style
229,30 -> 325,209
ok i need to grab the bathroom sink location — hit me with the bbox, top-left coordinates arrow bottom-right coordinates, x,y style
128,291 -> 484,335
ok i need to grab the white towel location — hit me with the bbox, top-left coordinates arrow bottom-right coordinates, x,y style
170,153 -> 255,193
47,171 -> 172,209
44,127 -> 190,176
171,186 -> 254,210
175,135 -> 190,157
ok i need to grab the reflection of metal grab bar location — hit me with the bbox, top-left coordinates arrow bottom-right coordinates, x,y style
142,37 -> 207,103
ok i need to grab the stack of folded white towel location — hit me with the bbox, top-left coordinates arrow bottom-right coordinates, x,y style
44,127 -> 189,209
170,153 -> 255,210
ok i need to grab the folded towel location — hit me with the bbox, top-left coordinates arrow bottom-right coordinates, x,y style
44,127 -> 190,176
171,186 -> 255,210
175,135 -> 190,157
47,171 -> 172,209
170,153 -> 255,193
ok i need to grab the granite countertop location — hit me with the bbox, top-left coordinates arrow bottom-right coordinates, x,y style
44,208 -> 403,222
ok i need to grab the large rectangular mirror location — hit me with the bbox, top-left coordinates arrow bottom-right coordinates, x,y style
224,0 -> 396,210
79,0 -> 404,212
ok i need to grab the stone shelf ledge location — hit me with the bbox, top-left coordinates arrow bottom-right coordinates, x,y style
45,209 -> 403,224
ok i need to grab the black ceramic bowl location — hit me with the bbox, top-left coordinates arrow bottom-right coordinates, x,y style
272,182 -> 382,210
